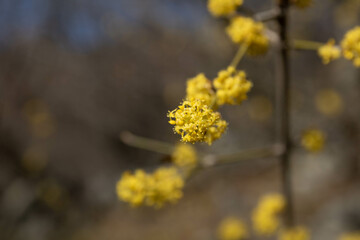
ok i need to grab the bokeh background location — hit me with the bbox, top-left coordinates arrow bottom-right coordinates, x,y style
0,0 -> 359,239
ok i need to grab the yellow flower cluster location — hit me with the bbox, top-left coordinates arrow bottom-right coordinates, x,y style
208,0 -> 243,17
341,26 -> 360,67
172,143 -> 198,173
116,167 -> 184,208
291,0 -> 312,9
315,89 -> 343,116
279,226 -> 310,240
214,66 -> 252,106
301,129 -> 325,153
168,99 -> 228,145
252,193 -> 286,236
186,73 -> 215,106
218,217 -> 248,240
340,232 -> 360,240
318,39 -> 341,64
226,16 -> 269,56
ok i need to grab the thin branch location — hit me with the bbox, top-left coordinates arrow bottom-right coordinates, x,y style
230,43 -> 249,68
292,39 -> 323,51
254,7 -> 281,22
277,0 -> 295,227
201,144 -> 284,168
120,131 -> 174,155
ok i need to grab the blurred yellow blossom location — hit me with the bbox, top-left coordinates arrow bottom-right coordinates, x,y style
186,73 -> 215,106
171,143 -> 197,174
341,26 -> 360,67
168,99 -> 228,145
116,169 -> 148,207
301,129 -> 325,152
339,232 -> 360,240
291,0 -> 312,9
213,66 -> 252,106
279,226 -> 310,240
218,217 -> 248,240
315,89 -> 343,116
252,193 -> 285,236
318,39 -> 341,64
37,179 -> 69,211
22,146 -> 48,175
146,167 -> 184,208
226,16 -> 269,56
23,99 -> 56,138
208,0 -> 243,17
116,167 -> 184,208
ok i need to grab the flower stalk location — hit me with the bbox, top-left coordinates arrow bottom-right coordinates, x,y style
120,131 -> 174,155
292,39 -> 323,51
230,43 -> 249,68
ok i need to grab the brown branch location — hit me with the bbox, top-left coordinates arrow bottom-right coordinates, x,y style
277,0 -> 295,227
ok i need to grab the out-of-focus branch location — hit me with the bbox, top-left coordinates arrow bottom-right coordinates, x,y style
254,7 -> 281,22
120,131 -> 174,155
201,144 -> 284,168
230,43 -> 249,68
277,0 -> 295,227
292,39 -> 323,51
121,132 -> 283,170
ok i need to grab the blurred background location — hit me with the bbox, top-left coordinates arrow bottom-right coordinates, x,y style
0,0 -> 359,239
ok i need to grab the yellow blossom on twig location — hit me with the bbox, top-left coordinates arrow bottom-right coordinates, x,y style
252,193 -> 285,236
301,129 -> 325,153
339,231 -> 360,240
116,167 -> 184,208
315,89 -> 343,116
207,0 -> 243,17
218,217 -> 248,240
213,66 -> 252,106
317,39 -> 341,64
279,226 -> 310,240
341,26 -> 360,67
291,0 -> 312,9
168,99 -> 228,145
171,143 -> 198,174
186,73 -> 215,106
226,17 -> 269,56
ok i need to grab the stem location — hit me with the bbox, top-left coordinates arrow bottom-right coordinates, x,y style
292,39 -> 323,51
230,43 -> 249,68
254,7 -> 281,22
277,0 -> 295,227
120,131 -> 174,155
185,144 -> 284,183
201,144 -> 284,167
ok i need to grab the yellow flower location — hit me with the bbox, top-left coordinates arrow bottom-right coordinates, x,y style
168,99 -> 228,145
116,167 -> 184,208
339,232 -> 360,240
207,0 -> 243,17
341,26 -> 360,67
318,39 -> 341,64
116,169 -> 148,207
226,16 -> 269,56
279,226 -> 310,240
252,193 -> 286,236
172,143 -> 198,174
301,129 -> 325,153
291,0 -> 312,8
213,66 -> 252,106
218,217 -> 248,240
186,73 -> 215,106
315,89 -> 343,116
146,167 -> 184,208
